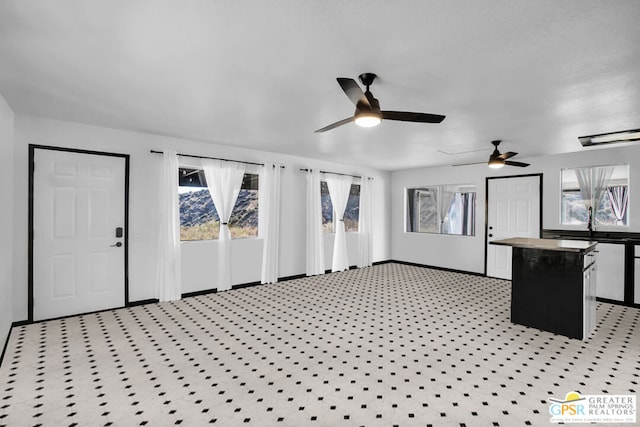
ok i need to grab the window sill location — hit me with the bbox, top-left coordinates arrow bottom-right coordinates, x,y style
322,232 -> 361,235
404,231 -> 476,237
558,224 -> 629,232
181,236 -> 263,243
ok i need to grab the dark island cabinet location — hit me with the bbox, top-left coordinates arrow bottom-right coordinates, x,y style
491,238 -> 597,340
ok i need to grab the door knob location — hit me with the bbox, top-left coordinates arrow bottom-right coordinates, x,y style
110,242 -> 123,248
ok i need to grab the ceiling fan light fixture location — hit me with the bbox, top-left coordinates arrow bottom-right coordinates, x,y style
315,73 -> 446,133
453,140 -> 529,168
354,112 -> 382,128
488,158 -> 505,169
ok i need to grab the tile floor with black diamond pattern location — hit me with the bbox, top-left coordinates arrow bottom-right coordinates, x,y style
1,263 -> 638,426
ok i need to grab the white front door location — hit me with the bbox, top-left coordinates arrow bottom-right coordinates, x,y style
486,175 -> 541,280
33,148 -> 127,320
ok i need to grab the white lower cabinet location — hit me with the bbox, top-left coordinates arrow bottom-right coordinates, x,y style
635,257 -> 640,305
583,262 -> 597,339
595,243 -> 625,301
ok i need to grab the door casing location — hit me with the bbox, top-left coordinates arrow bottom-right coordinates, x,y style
28,144 -> 130,322
484,173 -> 543,277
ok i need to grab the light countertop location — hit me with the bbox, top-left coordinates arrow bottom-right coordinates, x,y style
490,237 -> 597,253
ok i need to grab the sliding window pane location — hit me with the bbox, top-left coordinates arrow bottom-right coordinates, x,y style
406,185 -> 476,236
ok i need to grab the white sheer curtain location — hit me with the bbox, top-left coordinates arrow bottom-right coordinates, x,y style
259,164 -> 282,284
462,192 -> 476,236
436,185 -> 456,234
607,185 -> 628,225
326,175 -> 353,272
357,177 -> 373,268
156,149 -> 182,302
202,160 -> 246,291
575,168 -> 592,211
448,193 -> 462,235
576,166 -> 614,229
592,166 -> 614,218
306,169 -> 325,276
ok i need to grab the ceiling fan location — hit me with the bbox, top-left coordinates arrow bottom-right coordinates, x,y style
454,140 -> 530,168
315,73 -> 446,133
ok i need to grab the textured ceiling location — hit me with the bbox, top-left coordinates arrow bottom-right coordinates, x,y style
1,0 -> 639,170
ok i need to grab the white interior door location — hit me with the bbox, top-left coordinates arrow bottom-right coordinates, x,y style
33,148 -> 126,320
486,175 -> 540,280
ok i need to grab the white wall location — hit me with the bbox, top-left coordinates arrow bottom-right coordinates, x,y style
0,93 -> 14,343
12,115 -> 391,321
391,164 -> 488,273
391,144 -> 640,273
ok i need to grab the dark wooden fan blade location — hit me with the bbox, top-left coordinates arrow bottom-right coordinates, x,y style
315,117 -> 354,133
337,78 -> 370,108
381,111 -> 445,123
497,151 -> 517,160
452,162 -> 486,167
504,160 -> 530,167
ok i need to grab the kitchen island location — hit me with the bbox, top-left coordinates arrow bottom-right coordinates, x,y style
491,237 -> 598,340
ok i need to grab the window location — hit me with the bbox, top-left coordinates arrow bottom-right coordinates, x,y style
179,168 -> 259,241
561,165 -> 629,226
406,185 -> 476,236
321,181 -> 360,233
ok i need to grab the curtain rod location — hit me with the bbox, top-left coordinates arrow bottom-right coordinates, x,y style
299,168 -> 365,179
150,149 -> 265,167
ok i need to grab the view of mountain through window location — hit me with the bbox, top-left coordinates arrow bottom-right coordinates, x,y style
179,168 -> 259,241
321,181 -> 360,233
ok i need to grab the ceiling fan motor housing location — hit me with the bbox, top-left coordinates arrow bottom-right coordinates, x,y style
490,140 -> 502,159
356,96 -> 381,114
358,73 -> 377,87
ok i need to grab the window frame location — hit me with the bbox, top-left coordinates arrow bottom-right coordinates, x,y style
559,164 -> 629,229
178,162 -> 261,242
405,184 -> 477,236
